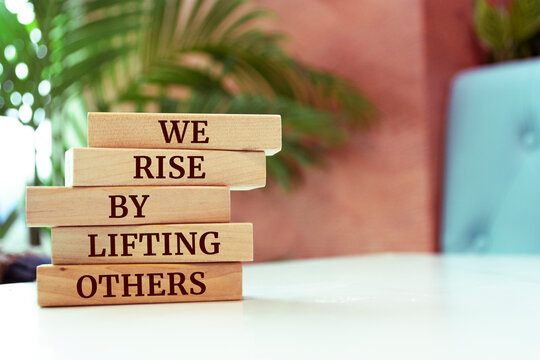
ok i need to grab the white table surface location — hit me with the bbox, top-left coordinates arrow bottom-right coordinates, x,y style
1,254 -> 540,359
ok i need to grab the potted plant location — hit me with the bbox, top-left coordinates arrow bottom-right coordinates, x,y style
0,0 -> 374,247
474,0 -> 540,61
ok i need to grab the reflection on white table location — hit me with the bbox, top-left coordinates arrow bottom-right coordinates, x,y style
1,254 -> 540,359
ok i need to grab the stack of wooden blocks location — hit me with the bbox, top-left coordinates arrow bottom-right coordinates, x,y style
26,112 -> 281,307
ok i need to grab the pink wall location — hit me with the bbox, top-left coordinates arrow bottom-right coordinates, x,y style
424,0 -> 485,247
232,0 -> 485,261
233,0 -> 464,261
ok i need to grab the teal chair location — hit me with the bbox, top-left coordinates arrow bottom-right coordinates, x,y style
442,59 -> 540,253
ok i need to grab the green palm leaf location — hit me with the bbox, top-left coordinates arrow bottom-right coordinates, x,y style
1,0 -> 374,243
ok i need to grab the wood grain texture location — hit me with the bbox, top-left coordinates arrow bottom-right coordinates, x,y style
51,223 -> 253,264
37,263 -> 242,307
87,112 -> 281,155
26,186 -> 230,227
65,147 -> 266,190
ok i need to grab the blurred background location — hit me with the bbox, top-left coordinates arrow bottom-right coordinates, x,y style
1,0 -> 538,281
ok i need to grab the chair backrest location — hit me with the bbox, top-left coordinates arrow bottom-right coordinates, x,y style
442,59 -> 540,253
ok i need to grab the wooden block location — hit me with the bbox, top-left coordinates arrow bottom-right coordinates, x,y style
87,112 -> 281,155
51,223 -> 253,264
37,263 -> 242,307
65,147 -> 266,190
26,186 -> 229,227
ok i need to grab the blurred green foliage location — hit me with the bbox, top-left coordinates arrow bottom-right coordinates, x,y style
0,0 -> 374,245
474,0 -> 540,61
